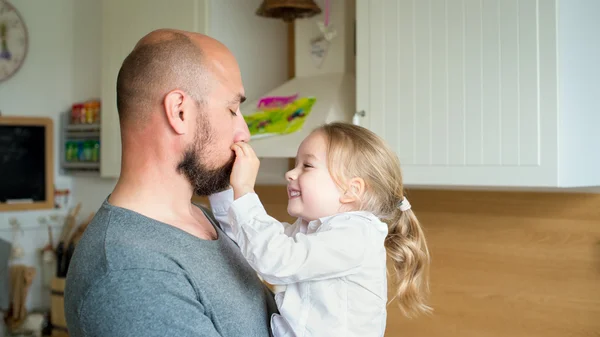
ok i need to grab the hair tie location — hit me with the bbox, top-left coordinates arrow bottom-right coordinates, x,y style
397,197 -> 411,212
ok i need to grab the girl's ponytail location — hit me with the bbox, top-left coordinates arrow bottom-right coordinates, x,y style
385,204 -> 432,317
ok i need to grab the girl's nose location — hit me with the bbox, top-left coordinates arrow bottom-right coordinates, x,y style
285,168 -> 297,181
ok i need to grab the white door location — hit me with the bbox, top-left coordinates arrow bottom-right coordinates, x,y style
100,0 -> 209,177
356,0 -> 559,187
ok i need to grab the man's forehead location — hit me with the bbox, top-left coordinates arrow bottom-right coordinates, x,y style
205,62 -> 243,97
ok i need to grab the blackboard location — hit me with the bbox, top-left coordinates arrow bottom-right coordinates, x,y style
0,117 -> 54,211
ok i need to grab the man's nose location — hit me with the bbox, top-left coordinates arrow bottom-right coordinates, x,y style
233,114 -> 251,143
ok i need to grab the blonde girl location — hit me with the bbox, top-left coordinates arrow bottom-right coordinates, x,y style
209,122 -> 431,337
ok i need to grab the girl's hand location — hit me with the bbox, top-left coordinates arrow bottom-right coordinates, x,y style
230,142 -> 260,200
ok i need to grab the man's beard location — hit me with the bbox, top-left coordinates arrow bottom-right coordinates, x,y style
177,118 -> 235,196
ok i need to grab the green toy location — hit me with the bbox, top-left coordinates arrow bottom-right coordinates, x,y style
244,97 -> 317,139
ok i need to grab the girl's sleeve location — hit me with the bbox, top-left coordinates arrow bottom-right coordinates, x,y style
228,193 -> 370,285
208,189 -> 300,242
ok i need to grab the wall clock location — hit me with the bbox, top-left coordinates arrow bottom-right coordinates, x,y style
0,0 -> 28,83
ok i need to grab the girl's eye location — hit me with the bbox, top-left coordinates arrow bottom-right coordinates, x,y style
303,163 -> 313,169
230,110 -> 238,117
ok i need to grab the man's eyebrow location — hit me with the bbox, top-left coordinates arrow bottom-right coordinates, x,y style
229,94 -> 246,105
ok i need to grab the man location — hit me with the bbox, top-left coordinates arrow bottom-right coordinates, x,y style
64,29 -> 277,337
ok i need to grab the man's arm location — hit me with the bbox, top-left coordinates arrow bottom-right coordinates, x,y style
77,269 -> 222,337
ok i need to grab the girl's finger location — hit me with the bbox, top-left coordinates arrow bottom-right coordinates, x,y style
239,142 -> 257,158
245,144 -> 257,159
231,144 -> 244,157
237,142 -> 252,157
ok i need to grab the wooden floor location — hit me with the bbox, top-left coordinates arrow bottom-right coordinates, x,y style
195,187 -> 600,337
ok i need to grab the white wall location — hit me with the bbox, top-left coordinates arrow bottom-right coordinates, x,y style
0,1 -> 76,325
209,0 -> 288,105
70,0 -> 118,215
209,0 -> 291,185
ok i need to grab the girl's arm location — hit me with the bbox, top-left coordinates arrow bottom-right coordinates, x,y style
227,192 -> 371,285
207,188 -> 238,242
209,188 -> 301,242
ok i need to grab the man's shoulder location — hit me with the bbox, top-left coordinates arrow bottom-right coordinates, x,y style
66,202 -> 191,290
92,202 -> 200,271
65,203 -> 197,326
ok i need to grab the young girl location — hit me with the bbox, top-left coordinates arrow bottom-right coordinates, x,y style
209,122 -> 431,337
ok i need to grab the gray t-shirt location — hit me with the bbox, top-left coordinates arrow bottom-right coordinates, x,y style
64,199 -> 277,337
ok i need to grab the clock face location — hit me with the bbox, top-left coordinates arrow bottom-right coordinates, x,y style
0,1 -> 28,82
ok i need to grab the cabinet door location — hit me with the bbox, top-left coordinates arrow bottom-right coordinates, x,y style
356,0 -> 559,187
100,0 -> 209,177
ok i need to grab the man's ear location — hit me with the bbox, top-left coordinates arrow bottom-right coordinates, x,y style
339,177 -> 365,204
164,89 -> 188,135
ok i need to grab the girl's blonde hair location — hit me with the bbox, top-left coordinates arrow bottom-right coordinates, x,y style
314,122 -> 432,318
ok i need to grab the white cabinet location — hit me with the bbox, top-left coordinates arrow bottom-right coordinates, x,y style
100,0 -> 209,177
356,0 -> 600,188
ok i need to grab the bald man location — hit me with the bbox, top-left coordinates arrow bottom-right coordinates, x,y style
64,29 -> 277,337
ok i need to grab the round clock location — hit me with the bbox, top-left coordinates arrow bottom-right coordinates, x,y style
0,1 -> 28,83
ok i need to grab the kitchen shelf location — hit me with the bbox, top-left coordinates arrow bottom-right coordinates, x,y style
65,123 -> 101,132
62,162 -> 100,170
60,112 -> 101,174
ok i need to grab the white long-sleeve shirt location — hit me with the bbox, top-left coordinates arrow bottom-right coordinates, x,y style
208,189 -> 389,337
